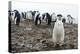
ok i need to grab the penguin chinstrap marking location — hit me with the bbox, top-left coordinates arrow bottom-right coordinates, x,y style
52,15 -> 65,47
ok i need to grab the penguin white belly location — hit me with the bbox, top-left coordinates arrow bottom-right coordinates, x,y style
28,13 -> 32,20
52,21 -> 64,44
14,17 -> 17,24
37,20 -> 40,24
11,15 -> 15,21
52,16 -> 56,21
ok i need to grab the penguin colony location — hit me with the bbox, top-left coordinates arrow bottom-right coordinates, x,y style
8,10 -> 74,47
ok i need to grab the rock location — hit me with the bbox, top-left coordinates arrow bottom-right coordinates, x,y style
11,19 -> 78,52
33,43 -> 43,50
24,27 -> 32,31
25,44 -> 33,49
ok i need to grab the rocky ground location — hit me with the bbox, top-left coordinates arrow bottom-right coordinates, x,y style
10,19 -> 78,53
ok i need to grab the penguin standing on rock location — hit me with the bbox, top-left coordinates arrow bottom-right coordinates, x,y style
52,14 -> 65,47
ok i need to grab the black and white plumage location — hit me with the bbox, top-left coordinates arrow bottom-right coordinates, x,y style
35,13 -> 41,25
51,13 -> 57,23
62,18 -> 66,24
52,14 -> 65,47
67,15 -> 74,24
31,11 -> 36,20
42,13 -> 51,25
11,11 -> 15,21
20,12 -> 26,21
21,12 -> 25,19
13,10 -> 20,25
33,11 -> 39,22
26,11 -> 33,20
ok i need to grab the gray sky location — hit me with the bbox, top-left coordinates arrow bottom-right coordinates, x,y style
12,1 -> 78,24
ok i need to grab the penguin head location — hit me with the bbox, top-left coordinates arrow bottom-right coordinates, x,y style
57,14 -> 63,21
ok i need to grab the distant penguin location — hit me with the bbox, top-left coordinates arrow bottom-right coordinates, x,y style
46,13 -> 51,25
52,14 -> 64,47
67,15 -> 74,24
42,13 -> 51,25
14,10 -> 20,25
51,13 -> 57,23
32,11 -> 36,20
11,11 -> 15,21
26,11 -> 33,20
35,13 -> 41,25
62,18 -> 66,24
34,11 -> 39,22
21,12 -> 24,19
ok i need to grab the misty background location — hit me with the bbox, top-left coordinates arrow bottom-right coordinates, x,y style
11,1 -> 78,24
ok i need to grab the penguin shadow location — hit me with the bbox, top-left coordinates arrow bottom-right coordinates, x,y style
54,44 -> 65,50
40,39 -> 66,50
59,43 -> 75,49
53,43 -> 75,50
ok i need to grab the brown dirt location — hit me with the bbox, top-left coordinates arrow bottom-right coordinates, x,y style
10,19 -> 78,53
